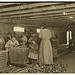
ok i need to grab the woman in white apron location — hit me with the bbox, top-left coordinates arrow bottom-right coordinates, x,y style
39,27 -> 53,65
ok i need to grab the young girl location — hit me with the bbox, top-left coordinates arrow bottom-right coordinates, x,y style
28,40 -> 38,66
5,36 -> 19,50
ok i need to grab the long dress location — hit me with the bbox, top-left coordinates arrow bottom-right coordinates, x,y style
39,28 -> 53,64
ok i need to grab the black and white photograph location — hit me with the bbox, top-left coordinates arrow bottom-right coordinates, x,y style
0,2 -> 74,73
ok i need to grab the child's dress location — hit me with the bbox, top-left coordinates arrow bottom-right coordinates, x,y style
28,43 -> 38,60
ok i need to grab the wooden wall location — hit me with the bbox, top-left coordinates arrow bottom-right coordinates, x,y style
0,23 -> 13,34
0,23 -> 70,44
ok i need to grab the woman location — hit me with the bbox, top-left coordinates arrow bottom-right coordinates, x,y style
5,36 -> 19,65
5,36 -> 19,50
39,26 -> 53,65
21,33 -> 27,46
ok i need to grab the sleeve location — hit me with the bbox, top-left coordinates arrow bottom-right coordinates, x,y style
39,29 -> 42,38
39,33 -> 41,38
25,37 -> 27,42
16,41 -> 19,46
5,40 -> 10,47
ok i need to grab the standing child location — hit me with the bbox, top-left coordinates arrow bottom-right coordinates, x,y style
28,40 -> 38,66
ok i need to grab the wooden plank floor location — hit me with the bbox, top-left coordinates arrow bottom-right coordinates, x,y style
18,50 -> 75,73
56,50 -> 75,73
0,50 -> 75,73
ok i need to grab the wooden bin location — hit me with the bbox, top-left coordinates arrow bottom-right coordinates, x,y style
0,51 -> 8,71
9,47 -> 29,65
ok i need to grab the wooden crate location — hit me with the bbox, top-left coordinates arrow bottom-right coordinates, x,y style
0,51 -> 8,71
9,47 -> 29,65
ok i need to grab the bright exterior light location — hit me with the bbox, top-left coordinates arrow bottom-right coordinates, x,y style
14,27 -> 24,32
67,31 -> 69,44
67,31 -> 72,44
37,29 -> 41,33
70,31 -> 72,39
69,16 -> 73,19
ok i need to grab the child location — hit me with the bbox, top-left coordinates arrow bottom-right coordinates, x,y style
28,40 -> 38,66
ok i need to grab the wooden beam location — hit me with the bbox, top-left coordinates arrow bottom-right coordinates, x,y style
0,3 -> 75,17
